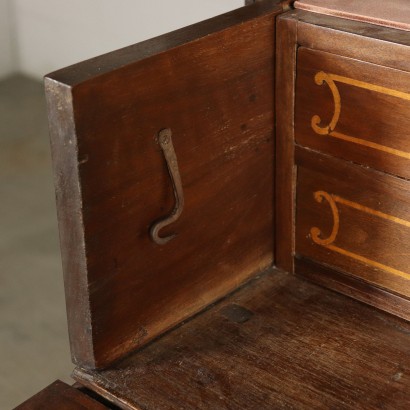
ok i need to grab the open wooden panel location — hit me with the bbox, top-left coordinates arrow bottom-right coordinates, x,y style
45,1 -> 288,370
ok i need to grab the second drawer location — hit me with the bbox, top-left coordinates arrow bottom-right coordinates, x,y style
295,147 -> 410,299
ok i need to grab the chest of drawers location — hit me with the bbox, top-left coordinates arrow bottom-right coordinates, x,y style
20,0 -> 410,408
276,7 -> 410,321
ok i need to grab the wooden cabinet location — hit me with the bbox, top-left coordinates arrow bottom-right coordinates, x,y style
22,1 -> 410,408
276,8 -> 410,321
295,148 -> 410,303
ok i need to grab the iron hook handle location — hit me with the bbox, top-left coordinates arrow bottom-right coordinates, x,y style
150,128 -> 184,245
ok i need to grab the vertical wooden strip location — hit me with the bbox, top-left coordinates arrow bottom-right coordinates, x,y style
275,13 -> 298,272
45,78 -> 95,369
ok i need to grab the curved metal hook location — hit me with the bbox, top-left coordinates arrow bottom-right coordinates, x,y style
150,128 -> 184,245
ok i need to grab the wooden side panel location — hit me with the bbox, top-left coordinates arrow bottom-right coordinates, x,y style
295,147 -> 410,299
45,1 -> 284,369
295,47 -> 410,180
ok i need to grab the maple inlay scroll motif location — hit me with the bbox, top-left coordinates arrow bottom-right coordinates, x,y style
311,190 -> 410,280
311,72 -> 410,160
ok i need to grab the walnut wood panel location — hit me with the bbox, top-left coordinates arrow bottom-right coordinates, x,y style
295,9 -> 410,68
74,269 -> 410,410
45,1 -> 285,369
295,0 -> 410,32
295,47 -> 410,180
295,147 -> 410,299
15,381 -> 109,410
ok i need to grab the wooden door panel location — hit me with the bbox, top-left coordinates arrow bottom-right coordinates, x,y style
45,1 -> 285,369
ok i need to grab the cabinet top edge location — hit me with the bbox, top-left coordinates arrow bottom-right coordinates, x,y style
284,9 -> 410,48
295,0 -> 410,32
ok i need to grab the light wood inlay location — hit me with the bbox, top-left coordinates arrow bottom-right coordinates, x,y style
333,195 -> 410,228
312,71 -> 410,160
326,244 -> 410,280
310,191 -> 340,245
311,190 -> 410,280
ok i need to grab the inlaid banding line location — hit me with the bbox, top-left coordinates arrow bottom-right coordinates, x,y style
330,131 -> 410,160
327,244 -> 410,280
330,74 -> 410,102
332,195 -> 410,228
312,71 -> 410,160
310,190 -> 410,280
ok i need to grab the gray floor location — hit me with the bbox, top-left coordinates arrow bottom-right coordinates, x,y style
0,75 -> 72,409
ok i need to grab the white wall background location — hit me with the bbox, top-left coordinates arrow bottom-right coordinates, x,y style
1,0 -> 244,80
0,0 -> 14,78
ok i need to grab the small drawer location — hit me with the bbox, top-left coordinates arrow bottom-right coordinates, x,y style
295,47 -> 410,180
295,147 -> 410,299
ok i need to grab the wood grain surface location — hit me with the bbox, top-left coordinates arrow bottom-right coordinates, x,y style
295,147 -> 410,299
74,269 -> 410,410
15,381 -> 109,410
295,0 -> 410,32
39,7 -> 410,409
275,13 -> 298,273
295,47 -> 410,180
296,256 -> 410,321
277,10 -> 410,317
45,1 -> 285,369
295,8 -> 410,54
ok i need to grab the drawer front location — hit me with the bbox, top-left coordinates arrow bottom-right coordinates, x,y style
295,148 -> 410,298
295,47 -> 410,180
